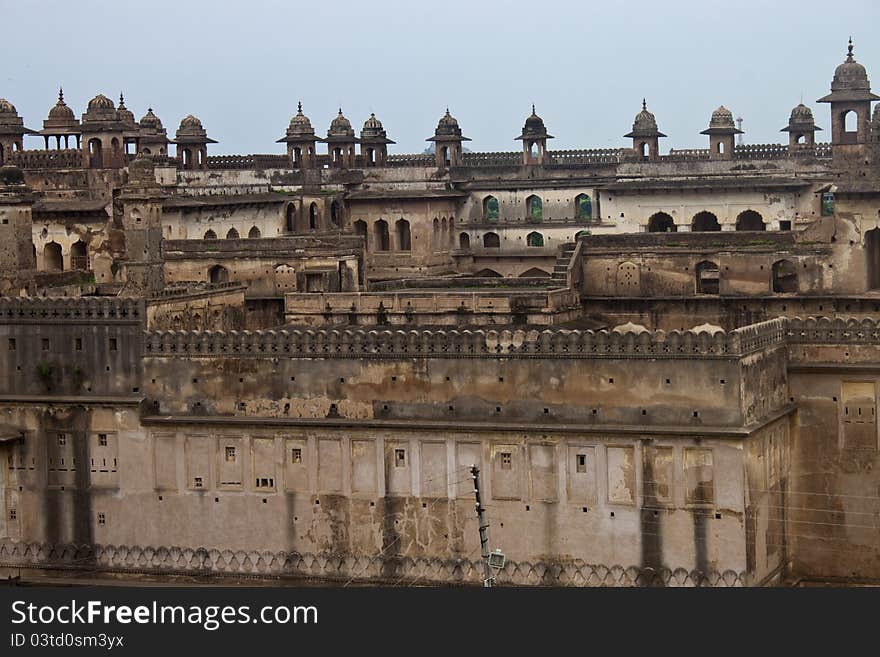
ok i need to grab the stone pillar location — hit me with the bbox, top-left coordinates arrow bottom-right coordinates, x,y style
119,156 -> 166,295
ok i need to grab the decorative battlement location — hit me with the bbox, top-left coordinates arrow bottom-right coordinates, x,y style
0,296 -> 144,323
9,149 -> 81,169
143,317 -> 787,359
787,316 -> 880,344
148,281 -> 245,301
207,154 -> 291,170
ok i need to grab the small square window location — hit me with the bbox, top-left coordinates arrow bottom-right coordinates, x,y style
7,338 -> 15,351
98,434 -> 107,447
41,338 -> 50,351
576,454 -> 587,473
58,433 -> 67,446
500,452 -> 512,470
75,338 -> 83,351
97,512 -> 106,525
9,508 -> 16,520
394,448 -> 407,468
291,448 -> 303,464
109,338 -> 118,351
193,476 -> 203,488
225,446 -> 236,462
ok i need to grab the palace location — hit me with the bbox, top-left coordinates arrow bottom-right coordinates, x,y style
1,40 -> 879,586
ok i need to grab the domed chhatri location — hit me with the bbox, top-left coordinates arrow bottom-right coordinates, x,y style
0,97 -> 37,162
172,114 -> 216,171
327,109 -> 355,139
817,38 -> 880,153
287,102 -> 315,136
139,108 -> 163,130
701,105 -> 743,161
426,108 -> 470,168
137,108 -> 169,156
624,99 -> 666,161
516,105 -> 553,165
781,103 -> 822,148
359,113 -> 394,167
116,93 -> 137,129
277,102 -> 319,169
86,93 -> 115,113
41,88 -> 81,150
0,99 -> 17,115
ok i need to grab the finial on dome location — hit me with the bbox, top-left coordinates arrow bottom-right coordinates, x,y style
338,107 -> 342,114
297,100 -> 302,113
119,92 -> 124,105
532,103 -> 536,115
847,36 -> 854,61
58,87 -> 64,103
446,107 -> 450,115
642,98 -> 647,111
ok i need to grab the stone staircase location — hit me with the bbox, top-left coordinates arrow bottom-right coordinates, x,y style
552,241 -> 577,283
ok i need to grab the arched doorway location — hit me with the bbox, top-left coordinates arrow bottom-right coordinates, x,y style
526,195 -> 542,222
203,229 -> 217,239
395,219 -> 411,251
374,219 -> 390,251
209,265 -> 229,284
285,204 -> 296,232
648,212 -> 676,233
474,268 -> 502,277
575,193 -> 592,220
248,226 -> 261,239
483,232 -> 500,248
772,259 -> 797,293
736,210 -> 765,231
309,203 -> 318,230
483,196 -> 499,221
459,232 -> 470,249
692,211 -> 720,232
44,242 -> 63,271
520,267 -> 551,278
226,228 -> 239,239
695,260 -> 720,294
70,240 -> 88,270
354,219 -> 367,244
330,201 -> 341,227
867,228 -> 880,290
88,138 -> 103,168
526,231 -> 544,247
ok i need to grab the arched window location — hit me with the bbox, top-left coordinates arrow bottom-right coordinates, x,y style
110,137 -> 120,158
70,240 -> 88,270
640,142 -> 649,158
520,267 -> 551,278
575,230 -> 591,239
433,218 -> 440,242
526,231 -> 544,247
209,265 -> 229,284
88,138 -> 103,168
692,211 -> 720,232
374,219 -> 390,251
142,147 -> 152,155
843,110 -> 858,134
226,228 -> 239,239
717,141 -> 725,155
197,150 -> 204,167
203,229 -> 216,239
395,218 -> 411,251
330,201 -> 341,227
441,146 -> 450,167
248,226 -> 261,239
43,242 -> 63,271
526,195 -> 542,222
286,204 -> 296,232
867,228 -> 880,290
474,268 -> 502,277
483,196 -> 499,221
354,219 -> 367,242
772,259 -> 797,293
575,194 -> 592,220
459,232 -> 470,249
483,232 -> 500,248
181,148 -> 191,168
648,212 -> 676,233
441,217 -> 448,248
695,260 -> 720,295
309,202 -> 318,230
735,210 -> 765,231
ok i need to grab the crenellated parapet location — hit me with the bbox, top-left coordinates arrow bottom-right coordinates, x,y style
787,316 -> 880,344
0,296 -> 144,324
143,318 -> 788,360
9,149 -> 81,169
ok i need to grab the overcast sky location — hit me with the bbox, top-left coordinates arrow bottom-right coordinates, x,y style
3,0 -> 879,155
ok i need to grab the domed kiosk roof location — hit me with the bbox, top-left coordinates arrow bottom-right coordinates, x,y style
818,39 -> 880,103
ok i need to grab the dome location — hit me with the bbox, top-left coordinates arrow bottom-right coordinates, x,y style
361,112 -> 390,141
327,109 -> 354,138
516,105 -> 553,141
139,108 -> 163,130
832,40 -> 869,92
179,114 -> 203,129
116,93 -> 136,127
288,102 -> 314,133
47,89 -> 74,120
709,105 -> 735,129
434,109 -> 462,137
624,99 -> 666,139
0,99 -> 17,115
789,103 -> 814,123
87,94 -> 115,112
